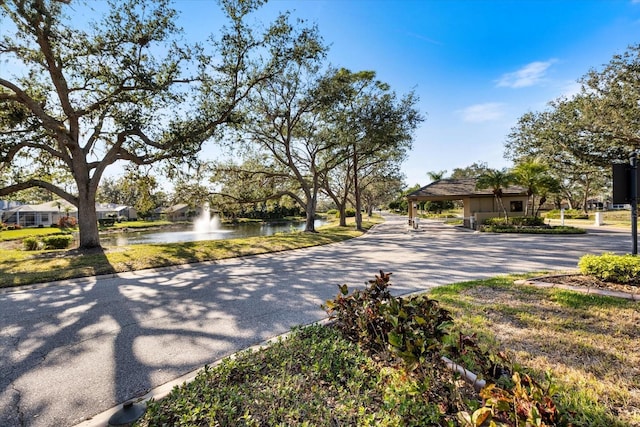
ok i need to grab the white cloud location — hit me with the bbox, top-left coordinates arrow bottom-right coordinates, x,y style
457,102 -> 505,123
496,60 -> 557,88
558,80 -> 583,99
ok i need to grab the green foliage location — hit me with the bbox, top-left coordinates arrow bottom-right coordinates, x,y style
322,270 -> 395,353
325,271 -> 563,426
481,217 -> 584,234
385,295 -> 454,369
23,233 -> 73,250
57,216 -> 77,228
324,271 -> 468,377
483,217 -> 545,227
41,234 -> 73,249
482,224 -> 585,234
482,217 -> 510,226
97,218 -> 116,227
544,209 -> 589,219
344,208 -> 357,217
459,371 -> 560,427
510,216 -> 546,226
22,237 -> 39,251
476,169 -> 516,220
578,253 -> 640,285
139,325 -> 408,426
326,209 -> 338,216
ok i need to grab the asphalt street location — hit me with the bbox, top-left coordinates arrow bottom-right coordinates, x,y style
0,214 -> 628,426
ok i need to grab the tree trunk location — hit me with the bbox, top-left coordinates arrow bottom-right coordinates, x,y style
353,146 -> 363,231
304,190 -> 317,232
531,194 -> 536,217
338,204 -> 347,226
76,187 -> 101,249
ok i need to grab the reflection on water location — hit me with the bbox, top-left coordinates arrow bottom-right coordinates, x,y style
100,220 -> 326,246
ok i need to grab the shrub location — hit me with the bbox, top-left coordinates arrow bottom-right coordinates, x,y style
324,271 -> 562,425
23,237 -> 40,251
459,371 -> 560,427
58,216 -> 77,228
482,225 -> 585,234
42,234 -> 74,250
323,270 -> 454,369
98,218 -> 116,227
510,216 -> 546,226
345,208 -> 356,217
326,209 -> 338,216
482,217 -> 508,226
578,253 -> 640,285
544,209 -> 589,220
484,217 -> 546,227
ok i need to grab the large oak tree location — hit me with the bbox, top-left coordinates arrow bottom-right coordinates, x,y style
505,44 -> 640,211
0,0 -> 319,248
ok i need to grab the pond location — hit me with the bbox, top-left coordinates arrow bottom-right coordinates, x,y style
99,219 -> 327,246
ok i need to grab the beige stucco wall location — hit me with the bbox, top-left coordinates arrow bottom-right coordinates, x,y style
465,196 -> 528,229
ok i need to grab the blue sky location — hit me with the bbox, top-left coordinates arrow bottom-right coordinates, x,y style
4,0 -> 639,189
174,0 -> 640,187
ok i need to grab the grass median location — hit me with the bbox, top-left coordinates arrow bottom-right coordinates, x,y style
136,275 -> 639,427
0,218 -> 381,289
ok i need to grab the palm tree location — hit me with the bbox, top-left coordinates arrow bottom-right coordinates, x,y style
513,160 -> 560,217
426,170 -> 447,182
512,160 -> 547,216
476,168 -> 515,221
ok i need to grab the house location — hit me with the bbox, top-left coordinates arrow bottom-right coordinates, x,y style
407,178 -> 529,229
96,203 -> 137,221
162,203 -> 193,221
161,204 -> 213,222
1,200 -> 77,227
1,200 -> 136,227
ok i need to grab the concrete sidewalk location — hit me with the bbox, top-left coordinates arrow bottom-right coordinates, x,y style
0,214 -> 629,426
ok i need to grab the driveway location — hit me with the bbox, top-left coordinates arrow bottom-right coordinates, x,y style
0,214 -> 629,426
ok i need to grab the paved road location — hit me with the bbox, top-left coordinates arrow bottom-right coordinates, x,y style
0,214 -> 628,426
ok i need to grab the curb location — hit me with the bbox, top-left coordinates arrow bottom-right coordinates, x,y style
514,276 -> 640,301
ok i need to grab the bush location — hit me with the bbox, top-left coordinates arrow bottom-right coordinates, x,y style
326,209 -> 338,216
510,216 -> 546,226
23,237 -> 40,251
482,217 -> 509,226
345,208 -> 356,217
483,217 -> 546,227
98,218 -> 116,227
323,271 -> 454,366
579,253 -> 640,285
323,271 -> 561,426
58,216 -> 77,228
544,209 -> 589,219
41,234 -> 73,250
482,225 -> 585,234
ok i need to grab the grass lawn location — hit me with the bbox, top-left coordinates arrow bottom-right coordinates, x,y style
431,276 -> 640,426
136,275 -> 639,427
0,218 -> 381,288
0,226 -> 73,241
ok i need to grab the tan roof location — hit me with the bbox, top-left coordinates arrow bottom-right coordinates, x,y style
407,178 -> 527,200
